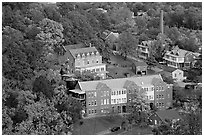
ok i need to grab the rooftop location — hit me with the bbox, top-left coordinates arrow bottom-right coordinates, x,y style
132,61 -> 148,67
166,46 -> 194,58
77,74 -> 163,91
69,47 -> 99,58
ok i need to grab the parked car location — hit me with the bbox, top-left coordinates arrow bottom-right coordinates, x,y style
110,126 -> 120,132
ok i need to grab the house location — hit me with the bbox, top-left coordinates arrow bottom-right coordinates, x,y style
159,67 -> 186,82
149,109 -> 182,125
59,44 -> 108,79
101,30 -> 120,51
132,61 -> 148,75
69,74 -> 173,117
137,40 -> 155,60
163,46 -> 199,69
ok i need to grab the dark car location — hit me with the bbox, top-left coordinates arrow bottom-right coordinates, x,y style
110,126 -> 120,132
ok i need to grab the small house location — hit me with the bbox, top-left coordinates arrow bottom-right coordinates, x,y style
159,67 -> 186,82
149,109 -> 182,125
132,61 -> 148,75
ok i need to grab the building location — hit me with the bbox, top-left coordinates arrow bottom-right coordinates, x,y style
149,109 -> 182,125
159,67 -> 186,82
137,40 -> 155,60
132,61 -> 148,75
163,46 -> 199,69
101,30 -> 120,51
59,44 -> 108,79
69,74 -> 173,117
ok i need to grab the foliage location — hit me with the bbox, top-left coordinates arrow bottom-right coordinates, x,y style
118,31 -> 138,58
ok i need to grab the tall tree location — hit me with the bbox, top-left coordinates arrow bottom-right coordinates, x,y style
118,31 -> 138,59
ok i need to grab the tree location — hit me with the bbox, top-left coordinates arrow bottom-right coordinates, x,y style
37,18 -> 64,55
118,31 -> 138,59
33,75 -> 54,99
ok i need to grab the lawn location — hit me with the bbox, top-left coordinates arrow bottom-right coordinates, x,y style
121,126 -> 153,135
72,115 -> 125,135
107,125 -> 153,135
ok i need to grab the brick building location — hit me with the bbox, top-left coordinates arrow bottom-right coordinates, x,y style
69,74 -> 173,117
59,44 -> 107,79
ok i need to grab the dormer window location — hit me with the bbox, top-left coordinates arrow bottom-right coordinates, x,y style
77,54 -> 80,58
87,52 -> 90,56
91,52 -> 94,56
82,53 -> 85,58
96,51 -> 99,55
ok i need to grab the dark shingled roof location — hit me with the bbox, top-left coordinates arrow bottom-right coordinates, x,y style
69,47 -> 98,58
132,61 -> 148,67
156,109 -> 182,122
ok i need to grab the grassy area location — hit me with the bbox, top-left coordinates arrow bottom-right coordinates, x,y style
107,125 -> 153,135
73,115 -> 125,135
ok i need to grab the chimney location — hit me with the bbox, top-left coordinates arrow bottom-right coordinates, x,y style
89,43 -> 92,47
160,10 -> 164,35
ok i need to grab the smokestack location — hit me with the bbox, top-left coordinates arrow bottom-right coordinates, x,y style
160,10 -> 164,35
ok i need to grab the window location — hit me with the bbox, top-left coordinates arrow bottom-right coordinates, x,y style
96,60 -> 99,63
92,69 -> 95,72
92,109 -> 94,114
94,100 -> 97,106
116,91 -> 118,95
101,68 -> 104,71
156,86 -> 159,91
96,68 -> 100,72
122,91 -> 124,94
174,73 -> 177,77
159,86 -> 161,91
111,99 -> 114,104
156,95 -> 159,99
94,92 -> 97,97
162,103 -> 164,106
88,102 -> 91,106
101,99 -> 103,105
114,99 -> 116,103
146,96 -> 148,100
104,99 -> 106,105
124,90 -> 126,94
107,99 -> 109,104
91,101 -> 94,106
112,91 -> 114,95
89,110 -> 91,114
119,90 -> 121,95
114,91 -> 116,95
152,87 -> 154,91
159,95 -> 161,99
161,86 -> 164,91
119,98 -> 121,103
95,109 -> 97,113
87,61 -> 89,64
161,95 -> 164,99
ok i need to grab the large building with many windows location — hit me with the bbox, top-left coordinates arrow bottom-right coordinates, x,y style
69,74 -> 173,117
59,44 -> 108,79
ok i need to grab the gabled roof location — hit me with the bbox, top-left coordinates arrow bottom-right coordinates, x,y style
132,61 -> 148,67
156,109 -> 182,122
77,74 -> 163,91
69,47 -> 99,59
64,43 -> 86,51
101,30 -> 112,40
166,46 -> 194,58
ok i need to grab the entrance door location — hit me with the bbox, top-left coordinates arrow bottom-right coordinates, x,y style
150,103 -> 154,110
